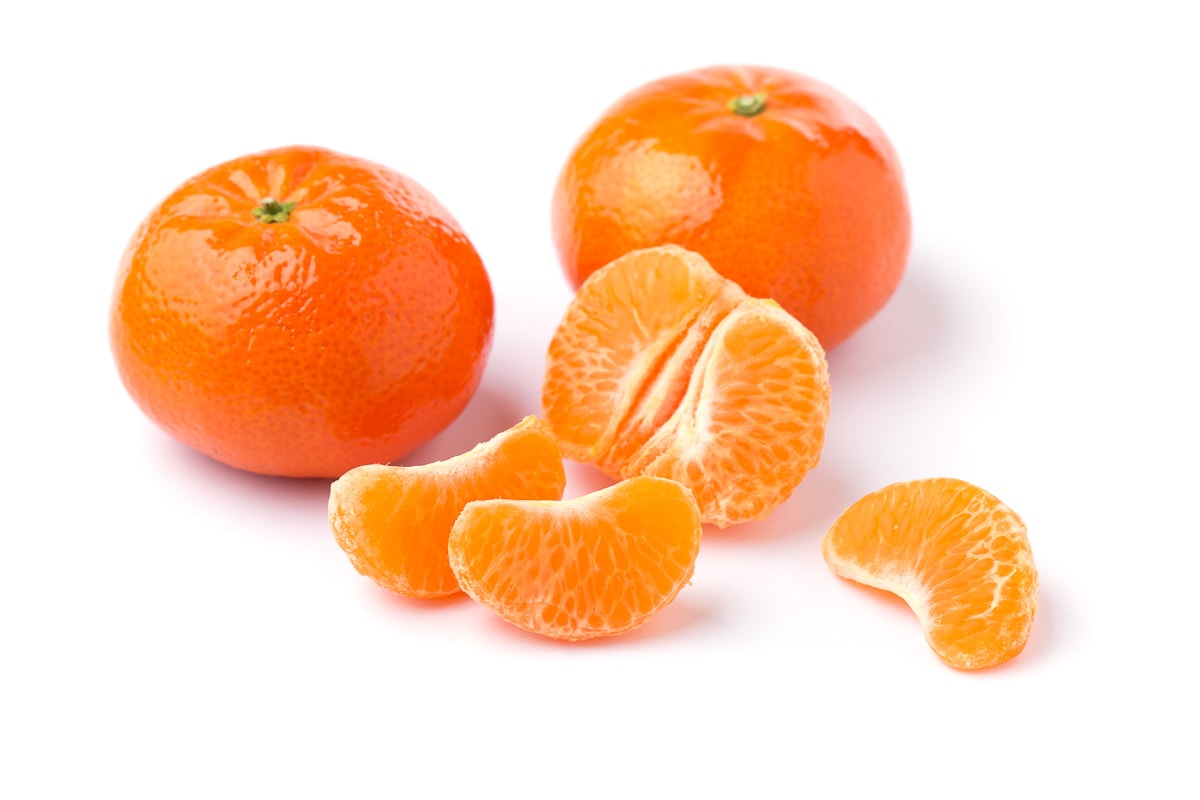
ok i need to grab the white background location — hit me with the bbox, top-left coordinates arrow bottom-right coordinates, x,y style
3,1 -> 1196,796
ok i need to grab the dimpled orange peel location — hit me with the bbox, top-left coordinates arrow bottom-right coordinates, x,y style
110,145 -> 494,477
552,64 -> 911,349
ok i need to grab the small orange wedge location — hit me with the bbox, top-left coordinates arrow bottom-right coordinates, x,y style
329,416 -> 566,598
542,244 -> 830,527
822,478 -> 1038,670
448,476 -> 702,641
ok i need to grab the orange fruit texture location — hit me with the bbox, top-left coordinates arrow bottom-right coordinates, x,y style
110,145 -> 494,478
542,244 -> 830,527
552,64 -> 911,350
822,478 -> 1038,670
329,416 -> 566,599
448,476 -> 702,641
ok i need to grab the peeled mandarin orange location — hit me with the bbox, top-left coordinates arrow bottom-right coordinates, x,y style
542,245 -> 830,527
822,478 -> 1038,670
448,476 -> 702,641
329,416 -> 566,599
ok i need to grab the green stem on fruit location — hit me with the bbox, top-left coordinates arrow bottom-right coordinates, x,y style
252,197 -> 296,223
728,93 -> 767,117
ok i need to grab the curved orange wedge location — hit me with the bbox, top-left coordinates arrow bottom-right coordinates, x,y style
448,476 -> 702,641
822,478 -> 1038,669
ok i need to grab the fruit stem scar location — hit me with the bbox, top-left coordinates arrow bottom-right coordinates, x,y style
252,196 -> 296,223
728,93 -> 767,117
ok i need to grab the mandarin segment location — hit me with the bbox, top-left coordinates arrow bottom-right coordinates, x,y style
542,245 -> 829,527
822,478 -> 1038,670
329,416 -> 566,599
447,476 -> 702,641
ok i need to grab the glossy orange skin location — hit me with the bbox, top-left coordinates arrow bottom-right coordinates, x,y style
552,65 -> 911,349
110,145 -> 494,478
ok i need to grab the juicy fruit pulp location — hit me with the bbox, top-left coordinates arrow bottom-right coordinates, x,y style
552,64 -> 911,349
110,145 -> 494,478
448,476 -> 702,641
542,245 -> 830,527
822,478 -> 1038,670
329,416 -> 566,598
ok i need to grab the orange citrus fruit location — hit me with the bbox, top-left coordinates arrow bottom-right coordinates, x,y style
110,145 -> 494,478
448,476 -> 702,641
541,245 -> 830,527
822,478 -> 1038,670
552,64 -> 911,349
329,416 -> 566,599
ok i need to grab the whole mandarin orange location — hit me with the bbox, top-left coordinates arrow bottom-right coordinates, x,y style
110,145 -> 494,478
551,65 -> 911,349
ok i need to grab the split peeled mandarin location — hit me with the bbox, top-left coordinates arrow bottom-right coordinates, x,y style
110,145 -> 494,478
329,416 -> 567,599
542,245 -> 830,527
